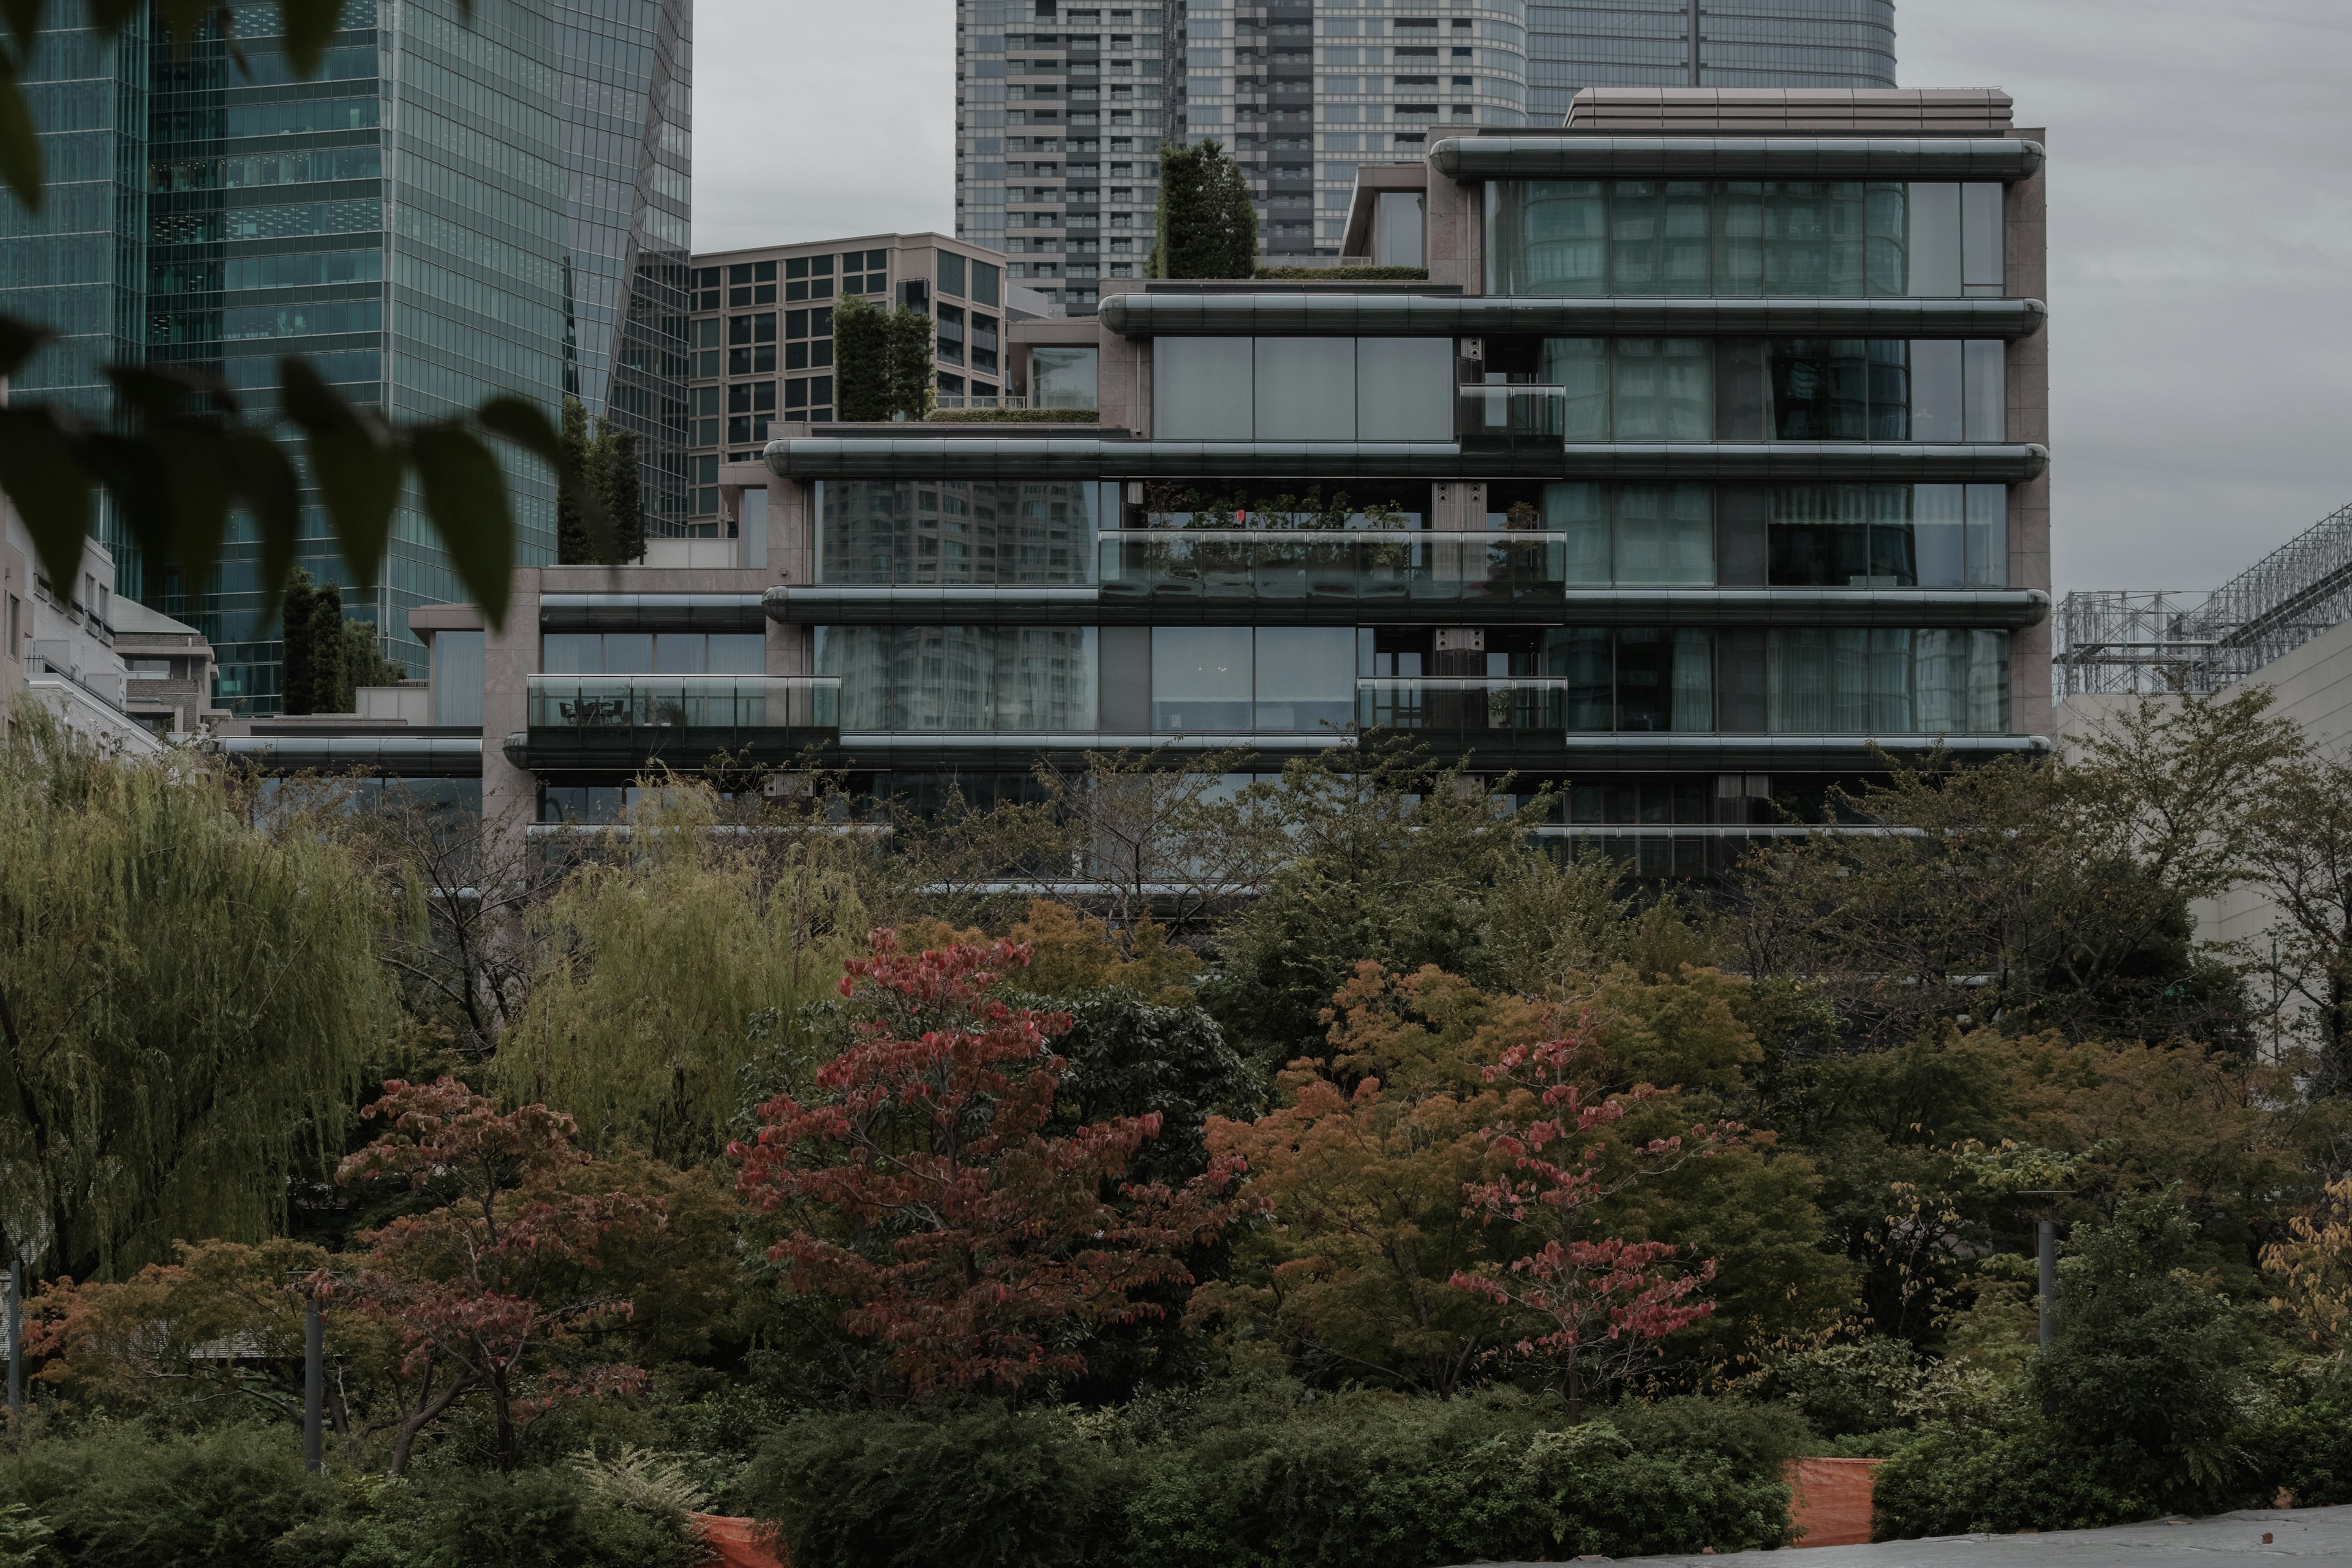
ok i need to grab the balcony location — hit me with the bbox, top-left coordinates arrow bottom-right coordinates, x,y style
1099,530 -> 1568,620
1357,676 -> 1571,739
508,676 -> 840,771
1456,384 -> 1566,451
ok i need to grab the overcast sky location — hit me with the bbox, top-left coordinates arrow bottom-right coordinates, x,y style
695,0 -> 2352,597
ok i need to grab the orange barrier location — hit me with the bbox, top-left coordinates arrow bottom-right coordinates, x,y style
688,1514 -> 788,1568
1785,1457 -> 1883,1548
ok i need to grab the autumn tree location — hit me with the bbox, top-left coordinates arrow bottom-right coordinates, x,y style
731,932 -> 1246,1402
330,1078 -> 669,1474
1450,1014 -> 1734,1421
2242,747 -> 2352,1087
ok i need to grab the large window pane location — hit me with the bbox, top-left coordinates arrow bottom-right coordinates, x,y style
1254,627 -> 1355,731
654,633 -> 707,674
602,632 -> 655,673
1961,183 -> 2005,292
1966,483 -> 2008,586
1969,629 -> 2011,730
1155,336 -> 1254,437
815,626 -> 1095,732
1711,182 -> 1765,297
1672,630 -> 1714,731
1906,182 -> 1962,298
1153,626 -> 1253,731
1912,483 -> 1967,587
1913,628 -> 1968,731
1864,183 -> 1908,297
1546,481 -> 1610,584
1770,629 -> 1831,733
1544,628 -> 1614,731
1910,339 -> 1964,440
1543,337 -> 1610,440
1255,336 -> 1356,439
1869,628 -> 1912,731
1613,484 -> 1713,584
1616,628 -> 1675,731
1487,179 -> 1605,296
817,479 -> 1098,584
709,633 -> 766,674
1031,345 -> 1099,408
1963,340 -> 2007,440
1768,485 -> 1871,586
1867,340 -> 1910,439
1612,338 -> 1711,440
1357,337 -> 1453,439
541,632 -> 603,674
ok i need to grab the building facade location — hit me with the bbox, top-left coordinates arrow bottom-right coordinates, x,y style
255,89 -> 2052,881
0,0 -> 690,713
1526,1 -> 1895,124
682,234 -> 1049,532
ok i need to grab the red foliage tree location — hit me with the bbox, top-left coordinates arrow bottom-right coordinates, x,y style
732,931 -> 1248,1400
331,1077 -> 666,1473
1448,1016 -> 1733,1420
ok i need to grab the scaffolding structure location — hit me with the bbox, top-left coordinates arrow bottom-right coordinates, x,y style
2055,500 -> 2352,696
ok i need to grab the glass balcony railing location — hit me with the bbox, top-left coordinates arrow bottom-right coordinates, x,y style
1456,384 -> 1568,448
1098,530 -> 1569,608
1356,677 -> 1575,736
527,676 -> 841,732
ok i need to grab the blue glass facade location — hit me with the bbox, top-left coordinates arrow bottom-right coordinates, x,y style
1526,1 -> 1894,124
0,0 -> 688,712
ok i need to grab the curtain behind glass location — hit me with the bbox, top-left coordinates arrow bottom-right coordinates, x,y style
1545,481 -> 1610,583
1614,484 -> 1713,583
1612,339 -> 1711,440
1544,337 -> 1609,439
1488,180 -> 1605,296
1672,629 -> 1714,731
1771,629 -> 1830,732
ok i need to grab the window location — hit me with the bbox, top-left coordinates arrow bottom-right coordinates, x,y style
971,313 -> 1000,374
1031,344 -> 1097,407
816,478 -> 1105,585
938,250 -> 968,297
1486,181 -> 2009,300
1766,483 -> 2007,587
1152,626 -> 1251,729
1735,628 -> 2008,734
727,382 -> 777,414
1534,338 -> 2003,443
971,259 -> 1001,306
540,631 -> 764,676
937,303 -> 966,364
1153,336 -> 1451,440
816,626 -> 1098,731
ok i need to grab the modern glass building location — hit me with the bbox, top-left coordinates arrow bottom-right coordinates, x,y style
1527,0 -> 1895,123
0,0 -> 689,712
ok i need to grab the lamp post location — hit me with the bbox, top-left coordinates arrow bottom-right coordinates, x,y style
2015,1189 -> 2073,1349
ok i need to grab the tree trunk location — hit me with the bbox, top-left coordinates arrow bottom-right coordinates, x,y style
492,1365 -> 518,1471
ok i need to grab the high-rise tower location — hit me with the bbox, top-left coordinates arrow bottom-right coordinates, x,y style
0,0 -> 690,712
1526,0 -> 1895,123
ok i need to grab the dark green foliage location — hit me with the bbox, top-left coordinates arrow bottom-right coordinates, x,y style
1044,989 -> 1263,1187
2251,1400 -> 2352,1508
268,1465 -> 695,1568
557,398 -> 644,565
2030,1188 -> 2260,1488
1153,140 -> 1256,279
304,580 -> 347,714
339,619 -> 407,690
735,1405 -> 1118,1568
1252,266 -> 1426,280
835,298 -> 937,422
736,1393 -> 1796,1568
0,1423 -> 330,1568
925,407 -> 1098,423
1871,1422 -> 2160,1539
279,570 -> 318,715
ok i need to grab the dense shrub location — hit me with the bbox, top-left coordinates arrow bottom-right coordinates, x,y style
734,1392 -> 1797,1568
734,1404 -> 1120,1568
2246,1398 -> 2352,1509
0,1423 -> 330,1568
1871,1422 -> 2162,1539
269,1465 -> 698,1568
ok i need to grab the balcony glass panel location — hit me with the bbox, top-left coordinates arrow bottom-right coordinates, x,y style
1357,677 -> 1572,736
526,677 -> 840,731
1098,530 -> 1568,608
814,625 -> 1098,731
816,479 -> 1104,584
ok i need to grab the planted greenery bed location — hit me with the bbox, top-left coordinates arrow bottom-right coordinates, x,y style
1252,265 -> 1429,280
924,407 -> 1100,423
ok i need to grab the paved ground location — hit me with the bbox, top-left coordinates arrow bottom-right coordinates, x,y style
1464,1504 -> 2352,1564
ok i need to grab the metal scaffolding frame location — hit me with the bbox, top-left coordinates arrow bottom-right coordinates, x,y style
2055,500 -> 2352,696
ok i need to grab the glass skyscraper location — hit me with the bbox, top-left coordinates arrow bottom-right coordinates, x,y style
1527,0 -> 1894,123
0,0 -> 690,711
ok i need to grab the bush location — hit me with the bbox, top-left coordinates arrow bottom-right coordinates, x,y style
734,1404 -> 1120,1568
1747,1340 -> 1921,1438
0,1422 -> 329,1568
1251,266 -> 1428,280
270,1465 -> 698,1568
1119,1392 -> 1793,1568
924,408 -> 1099,423
1871,1422 -> 2160,1540
2248,1398 -> 2352,1508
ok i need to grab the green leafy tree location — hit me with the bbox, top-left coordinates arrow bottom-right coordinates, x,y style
2030,1186 -> 2261,1493
341,617 -> 407,690
591,416 -> 646,562
556,396 -> 597,563
304,578 -> 348,714
0,714 -> 393,1281
279,570 -> 320,716
1152,138 -> 1257,279
835,296 -> 935,421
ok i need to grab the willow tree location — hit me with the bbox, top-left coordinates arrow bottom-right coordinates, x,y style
0,713 -> 391,1281
498,783 -> 870,1167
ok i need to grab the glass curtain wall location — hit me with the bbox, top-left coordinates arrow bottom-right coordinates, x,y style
816,479 -> 1107,584
1536,338 -> 2007,443
551,0 -> 693,535
1487,181 -> 2007,298
816,625 -> 1098,731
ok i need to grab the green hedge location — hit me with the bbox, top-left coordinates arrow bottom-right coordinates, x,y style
734,1394 -> 1798,1568
924,408 -> 1099,424
1251,266 -> 1428,281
